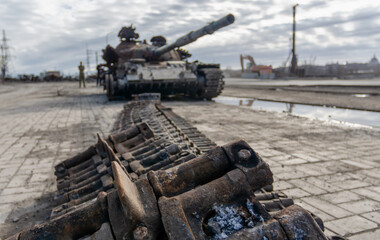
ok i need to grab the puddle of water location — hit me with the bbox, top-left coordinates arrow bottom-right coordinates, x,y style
214,96 -> 380,128
352,94 -> 370,98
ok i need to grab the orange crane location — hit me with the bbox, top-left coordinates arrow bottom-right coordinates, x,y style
240,54 -> 272,76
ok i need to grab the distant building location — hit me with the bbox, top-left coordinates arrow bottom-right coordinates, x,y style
369,54 -> 379,66
293,54 -> 380,78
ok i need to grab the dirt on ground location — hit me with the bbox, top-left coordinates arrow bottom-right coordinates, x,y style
0,194 -> 56,238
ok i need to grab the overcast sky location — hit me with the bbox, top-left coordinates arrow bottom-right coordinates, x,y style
1,0 -> 380,75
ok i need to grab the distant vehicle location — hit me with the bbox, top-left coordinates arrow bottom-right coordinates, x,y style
43,71 -> 62,81
240,54 -> 275,79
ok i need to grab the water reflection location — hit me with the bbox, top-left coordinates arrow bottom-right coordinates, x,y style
214,96 -> 380,128
352,94 -> 370,98
239,99 -> 255,107
285,103 -> 294,113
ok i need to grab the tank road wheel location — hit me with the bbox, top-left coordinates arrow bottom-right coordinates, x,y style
191,75 -> 206,98
196,68 -> 224,100
106,74 -> 114,101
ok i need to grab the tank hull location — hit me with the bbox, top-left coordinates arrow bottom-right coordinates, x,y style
106,62 -> 224,100
110,78 -> 199,98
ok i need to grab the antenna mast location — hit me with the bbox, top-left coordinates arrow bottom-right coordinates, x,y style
290,4 -> 299,74
86,43 -> 91,73
1,30 -> 10,81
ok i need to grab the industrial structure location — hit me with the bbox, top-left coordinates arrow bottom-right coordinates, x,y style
240,54 -> 274,79
297,55 -> 380,78
290,4 -> 299,74
0,30 -> 10,81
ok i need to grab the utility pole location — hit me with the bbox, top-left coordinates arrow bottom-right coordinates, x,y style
290,4 -> 299,74
1,30 -> 10,81
95,51 -> 98,66
86,43 -> 91,74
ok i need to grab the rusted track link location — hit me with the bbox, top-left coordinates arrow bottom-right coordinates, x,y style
51,95 -> 218,219
113,95 -> 216,154
7,139 -> 329,240
6,94 -> 340,240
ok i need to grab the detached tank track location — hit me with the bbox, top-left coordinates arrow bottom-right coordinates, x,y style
113,97 -> 216,154
7,94 -> 341,240
198,68 -> 225,100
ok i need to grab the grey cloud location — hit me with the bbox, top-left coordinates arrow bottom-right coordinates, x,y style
300,0 -> 327,9
1,0 -> 380,75
298,8 -> 380,31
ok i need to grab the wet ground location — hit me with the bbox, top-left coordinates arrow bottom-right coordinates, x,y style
214,96 -> 380,128
225,77 -> 380,86
0,81 -> 379,239
224,77 -> 380,112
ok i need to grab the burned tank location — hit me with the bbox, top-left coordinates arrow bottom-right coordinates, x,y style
102,14 -> 235,100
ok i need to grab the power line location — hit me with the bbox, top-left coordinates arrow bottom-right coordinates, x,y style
1,30 -> 11,81
95,51 -> 98,66
86,43 -> 91,72
290,4 -> 299,74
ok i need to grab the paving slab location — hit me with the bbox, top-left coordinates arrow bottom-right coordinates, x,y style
0,82 -> 124,237
0,82 -> 379,239
168,100 -> 380,239
325,215 -> 377,236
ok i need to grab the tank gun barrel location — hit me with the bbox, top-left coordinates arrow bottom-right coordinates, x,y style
153,14 -> 235,57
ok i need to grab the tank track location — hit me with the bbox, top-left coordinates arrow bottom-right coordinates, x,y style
6,93 -> 344,240
198,68 -> 225,100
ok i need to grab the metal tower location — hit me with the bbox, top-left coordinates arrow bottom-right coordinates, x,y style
1,30 -> 10,81
290,4 -> 299,74
95,51 -> 99,66
86,43 -> 91,72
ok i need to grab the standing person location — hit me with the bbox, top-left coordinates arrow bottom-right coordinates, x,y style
78,62 -> 86,88
96,64 -> 103,86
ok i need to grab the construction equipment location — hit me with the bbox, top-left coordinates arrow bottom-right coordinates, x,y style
290,4 -> 299,74
6,93 -> 344,240
102,14 -> 235,100
240,54 -> 274,79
